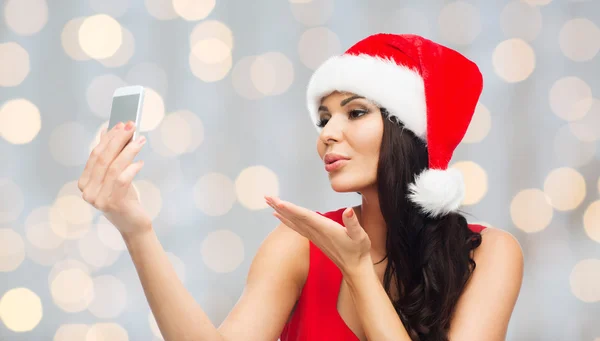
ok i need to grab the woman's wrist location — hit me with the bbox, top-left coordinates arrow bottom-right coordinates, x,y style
343,254 -> 376,282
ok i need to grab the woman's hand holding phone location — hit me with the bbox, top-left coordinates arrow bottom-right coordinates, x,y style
78,120 -> 151,240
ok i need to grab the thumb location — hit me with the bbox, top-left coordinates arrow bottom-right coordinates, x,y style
342,207 -> 363,240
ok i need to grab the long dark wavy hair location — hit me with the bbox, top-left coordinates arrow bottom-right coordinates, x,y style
376,108 -> 483,341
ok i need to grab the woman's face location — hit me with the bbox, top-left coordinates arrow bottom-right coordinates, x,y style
316,91 -> 384,193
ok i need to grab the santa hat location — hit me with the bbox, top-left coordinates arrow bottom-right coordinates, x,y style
306,33 -> 483,217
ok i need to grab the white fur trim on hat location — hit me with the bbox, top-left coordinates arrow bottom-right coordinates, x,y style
306,53 -> 428,140
408,168 -> 465,217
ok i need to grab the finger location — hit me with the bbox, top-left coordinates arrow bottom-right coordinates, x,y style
341,207 -> 363,240
273,212 -> 310,239
97,135 -> 147,206
111,160 -> 145,201
79,122 -> 124,191
267,196 -> 333,234
84,122 -> 135,202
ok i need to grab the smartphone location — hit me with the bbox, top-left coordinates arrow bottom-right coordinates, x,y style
107,85 -> 145,142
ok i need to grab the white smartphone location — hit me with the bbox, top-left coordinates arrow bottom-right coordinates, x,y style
107,85 -> 145,142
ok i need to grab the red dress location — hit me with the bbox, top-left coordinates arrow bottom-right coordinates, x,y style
279,207 -> 486,341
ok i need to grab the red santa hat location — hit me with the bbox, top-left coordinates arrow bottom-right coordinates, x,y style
306,33 -> 483,217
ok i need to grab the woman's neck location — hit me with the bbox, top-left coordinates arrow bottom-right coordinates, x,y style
355,188 -> 388,263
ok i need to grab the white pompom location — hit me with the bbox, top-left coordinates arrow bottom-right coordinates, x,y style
408,168 -> 465,217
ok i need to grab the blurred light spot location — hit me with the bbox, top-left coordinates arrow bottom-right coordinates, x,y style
198,290 -> 234,325
191,38 -> 230,64
438,1 -> 481,45
511,188 -> 553,233
584,201 -> 600,244
78,14 -> 123,59
451,161 -> 488,205
4,0 -> 48,36
173,0 -> 215,21
25,206 -> 64,250
86,323 -> 128,341
90,0 -> 130,17
232,56 -> 266,100
52,195 -> 93,226
559,18 -> 600,62
194,173 -> 236,216
492,39 -> 535,83
553,124 -> 596,167
570,259 -> 600,302
235,166 -> 280,210
569,98 -> 600,142
201,230 -> 244,273
190,20 -> 233,50
25,241 -> 69,267
98,27 -> 135,68
140,88 -> 165,132
0,288 -> 43,332
78,227 -> 121,268
298,27 -> 341,70
50,122 -> 90,167
543,168 -> 586,211
0,229 -> 25,272
0,98 -> 41,144
57,180 -> 85,198
189,40 -> 232,82
148,312 -> 164,340
179,110 -> 204,153
500,1 -> 542,41
55,324 -> 91,341
88,275 -> 127,318
0,178 -> 24,223
251,52 -> 294,96
523,0 -> 552,5
49,259 -> 90,286
133,180 -> 162,221
290,0 -> 335,26
463,103 -> 491,143
160,112 -> 192,154
167,252 -> 186,282
86,74 -> 128,118
96,215 -> 126,251
50,268 -> 95,312
549,76 -> 593,122
62,18 -> 91,61
0,42 -> 30,87
145,0 -> 178,20
49,203 -> 91,240
126,63 -> 168,98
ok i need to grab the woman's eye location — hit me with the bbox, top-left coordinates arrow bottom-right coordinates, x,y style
349,109 -> 368,119
316,117 -> 329,128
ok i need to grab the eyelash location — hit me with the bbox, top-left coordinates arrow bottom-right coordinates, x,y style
316,109 -> 368,128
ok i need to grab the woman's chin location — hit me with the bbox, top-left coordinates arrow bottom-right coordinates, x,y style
329,174 -> 362,193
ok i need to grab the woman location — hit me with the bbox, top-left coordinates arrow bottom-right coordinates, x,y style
78,33 -> 523,341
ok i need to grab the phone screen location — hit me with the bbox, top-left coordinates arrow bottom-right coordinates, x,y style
108,94 -> 141,130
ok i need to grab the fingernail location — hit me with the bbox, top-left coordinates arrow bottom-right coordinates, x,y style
125,121 -> 134,131
138,136 -> 146,145
347,209 -> 354,218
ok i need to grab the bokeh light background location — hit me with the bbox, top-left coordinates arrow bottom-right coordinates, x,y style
1,0 -> 599,340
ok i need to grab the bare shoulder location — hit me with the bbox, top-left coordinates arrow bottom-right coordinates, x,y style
474,227 -> 524,271
248,222 -> 310,292
448,227 -> 524,339
218,223 -> 309,340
